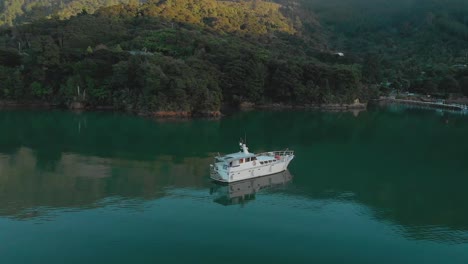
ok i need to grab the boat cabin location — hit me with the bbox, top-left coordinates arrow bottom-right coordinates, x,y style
216,152 -> 257,168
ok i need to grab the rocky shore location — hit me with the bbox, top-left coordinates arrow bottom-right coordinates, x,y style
0,100 -> 54,108
148,111 -> 222,118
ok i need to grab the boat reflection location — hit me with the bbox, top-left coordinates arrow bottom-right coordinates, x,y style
210,170 -> 293,206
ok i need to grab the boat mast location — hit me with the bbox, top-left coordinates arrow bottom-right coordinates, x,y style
239,142 -> 249,154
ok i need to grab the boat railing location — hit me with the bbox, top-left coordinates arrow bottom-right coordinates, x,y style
256,150 -> 294,157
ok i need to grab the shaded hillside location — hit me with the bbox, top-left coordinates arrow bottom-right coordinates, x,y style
303,0 -> 468,95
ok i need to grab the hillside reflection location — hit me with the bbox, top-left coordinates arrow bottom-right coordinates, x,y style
291,146 -> 468,243
0,147 -> 210,219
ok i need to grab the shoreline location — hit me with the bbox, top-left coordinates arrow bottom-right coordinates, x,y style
375,97 -> 468,112
251,102 -> 367,111
0,100 -> 56,108
0,100 -> 368,117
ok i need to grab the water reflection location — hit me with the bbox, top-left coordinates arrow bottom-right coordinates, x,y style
1,109 -> 468,245
0,147 -> 211,219
210,171 -> 293,206
291,173 -> 468,244
396,225 -> 468,244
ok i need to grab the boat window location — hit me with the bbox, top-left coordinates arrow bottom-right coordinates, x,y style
251,157 -> 257,161
239,159 -> 244,164
246,157 -> 251,162
260,161 -> 264,165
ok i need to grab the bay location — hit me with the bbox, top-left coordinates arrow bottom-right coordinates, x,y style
0,107 -> 467,264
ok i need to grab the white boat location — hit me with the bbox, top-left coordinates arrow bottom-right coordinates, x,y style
210,142 -> 294,183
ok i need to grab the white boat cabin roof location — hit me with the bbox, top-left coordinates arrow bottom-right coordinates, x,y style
220,152 -> 255,162
216,142 -> 280,163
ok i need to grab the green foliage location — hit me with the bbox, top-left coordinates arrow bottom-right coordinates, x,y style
114,44 -> 123,52
223,52 -> 267,103
0,48 -> 22,67
1,0 -> 296,36
0,0 -> 140,26
138,0 -> 295,35
0,0 -> 369,112
304,0 -> 468,96
86,46 -> 93,54
0,66 -> 23,99
30,81 -> 52,98
130,29 -> 195,57
459,76 -> 468,96
439,76 -> 460,94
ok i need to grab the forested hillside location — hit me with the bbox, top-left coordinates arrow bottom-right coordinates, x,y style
304,0 -> 468,95
0,0 -> 367,114
1,0 -> 468,114
0,0 -> 140,26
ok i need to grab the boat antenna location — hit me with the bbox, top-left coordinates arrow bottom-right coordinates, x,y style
244,131 -> 247,145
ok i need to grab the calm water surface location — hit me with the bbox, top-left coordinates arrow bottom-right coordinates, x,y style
1,107 -> 468,263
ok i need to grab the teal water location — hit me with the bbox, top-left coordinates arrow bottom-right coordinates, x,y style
1,107 -> 468,263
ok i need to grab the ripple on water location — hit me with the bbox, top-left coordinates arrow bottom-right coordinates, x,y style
394,224 -> 468,244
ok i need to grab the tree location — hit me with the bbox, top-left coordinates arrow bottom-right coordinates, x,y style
0,48 -> 22,67
0,66 -> 23,99
422,80 -> 438,94
459,76 -> 468,96
29,36 -> 60,67
362,53 -> 382,83
439,76 -> 460,94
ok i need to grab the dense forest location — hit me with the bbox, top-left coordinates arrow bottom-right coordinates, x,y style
305,0 -> 468,95
0,0 -> 140,26
1,0 -> 468,114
